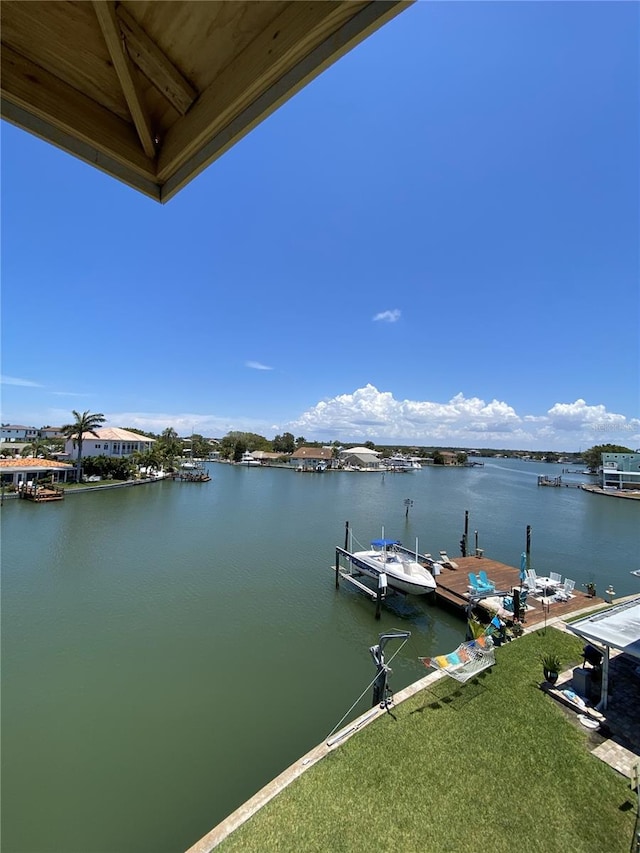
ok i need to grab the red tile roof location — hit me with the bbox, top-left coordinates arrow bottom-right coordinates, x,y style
0,458 -> 74,470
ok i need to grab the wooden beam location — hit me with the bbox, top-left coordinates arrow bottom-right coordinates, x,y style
158,1 -> 369,183
116,5 -> 197,117
1,43 -> 157,183
92,0 -> 156,159
160,0 -> 411,200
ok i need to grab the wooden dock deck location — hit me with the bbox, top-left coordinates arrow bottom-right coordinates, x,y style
433,555 -> 603,628
18,484 -> 65,502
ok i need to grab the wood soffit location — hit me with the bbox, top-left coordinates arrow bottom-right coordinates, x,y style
1,1 -> 412,203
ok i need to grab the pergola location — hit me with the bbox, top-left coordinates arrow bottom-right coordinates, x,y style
566,597 -> 640,710
1,1 -> 411,202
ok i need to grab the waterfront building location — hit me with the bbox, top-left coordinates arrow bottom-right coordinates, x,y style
290,446 -> 333,470
0,457 -> 75,487
338,447 -> 382,470
63,428 -> 155,459
601,452 -> 640,491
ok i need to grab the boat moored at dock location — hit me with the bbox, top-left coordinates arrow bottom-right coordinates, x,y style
341,537 -> 437,596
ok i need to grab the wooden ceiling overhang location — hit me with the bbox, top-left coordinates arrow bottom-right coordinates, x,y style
1,1 -> 412,203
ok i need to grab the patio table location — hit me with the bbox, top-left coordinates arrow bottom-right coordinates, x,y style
535,576 -> 560,596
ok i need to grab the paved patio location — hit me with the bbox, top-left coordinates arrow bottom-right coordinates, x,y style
590,652 -> 640,778
552,651 -> 640,779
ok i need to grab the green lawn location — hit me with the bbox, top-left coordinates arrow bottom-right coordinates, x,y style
217,630 -> 636,853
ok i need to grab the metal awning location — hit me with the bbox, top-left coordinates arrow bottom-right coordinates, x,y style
567,597 -> 640,660
1,1 -> 411,203
566,597 -> 640,710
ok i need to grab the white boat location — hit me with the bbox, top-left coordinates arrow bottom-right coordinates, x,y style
240,451 -> 261,466
345,537 -> 437,596
384,454 -> 421,472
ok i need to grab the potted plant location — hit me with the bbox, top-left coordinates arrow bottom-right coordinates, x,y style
541,652 -> 561,684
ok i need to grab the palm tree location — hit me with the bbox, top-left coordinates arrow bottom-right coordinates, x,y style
21,438 -> 51,460
156,426 -> 182,470
60,410 -> 106,482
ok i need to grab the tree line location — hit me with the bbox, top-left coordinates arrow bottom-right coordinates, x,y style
12,409 -> 633,481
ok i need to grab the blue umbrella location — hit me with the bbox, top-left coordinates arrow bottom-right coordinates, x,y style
519,552 -> 527,587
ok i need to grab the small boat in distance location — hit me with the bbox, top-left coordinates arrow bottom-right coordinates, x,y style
343,537 -> 437,596
240,451 -> 261,466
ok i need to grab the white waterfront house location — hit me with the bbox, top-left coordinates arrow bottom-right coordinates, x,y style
64,428 -> 155,458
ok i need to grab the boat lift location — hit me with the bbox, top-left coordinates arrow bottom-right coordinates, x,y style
370,631 -> 411,713
334,545 -> 388,619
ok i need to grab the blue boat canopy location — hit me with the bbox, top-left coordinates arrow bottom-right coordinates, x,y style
371,539 -> 401,547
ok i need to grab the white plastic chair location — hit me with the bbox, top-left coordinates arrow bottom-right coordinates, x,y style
554,578 -> 575,601
550,571 -> 562,584
525,570 -> 539,593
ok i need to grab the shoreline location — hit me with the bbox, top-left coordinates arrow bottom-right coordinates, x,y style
581,485 -> 640,501
0,474 -> 170,502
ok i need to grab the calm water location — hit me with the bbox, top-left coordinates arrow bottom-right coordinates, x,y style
2,459 -> 638,852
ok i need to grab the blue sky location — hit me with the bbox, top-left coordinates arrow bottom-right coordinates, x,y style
1,2 -> 638,451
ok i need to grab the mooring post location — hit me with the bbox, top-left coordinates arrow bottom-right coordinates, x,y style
526,525 -> 531,572
335,548 -> 340,589
460,509 -> 469,556
474,530 -> 479,555
344,520 -> 349,551
375,572 -> 387,620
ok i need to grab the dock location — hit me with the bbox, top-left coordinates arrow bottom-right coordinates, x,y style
18,483 -> 64,502
537,475 -> 583,488
434,556 -> 603,627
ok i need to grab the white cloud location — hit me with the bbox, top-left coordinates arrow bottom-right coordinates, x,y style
546,399 -> 629,430
11,390 -> 637,451
286,385 -> 640,450
1,375 -> 42,387
373,309 -> 401,323
245,361 -> 273,371
106,411 -> 275,438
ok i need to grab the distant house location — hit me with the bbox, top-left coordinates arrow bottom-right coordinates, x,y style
290,447 -> 333,470
63,428 -> 155,459
39,427 -> 65,440
1,425 -> 38,442
0,457 -> 75,487
437,451 -> 459,466
338,446 -> 382,470
600,452 -> 640,491
252,451 -> 286,464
